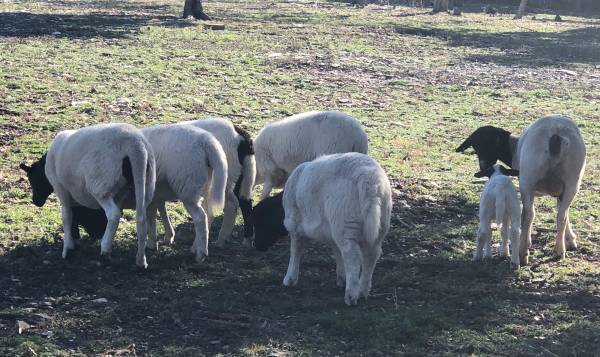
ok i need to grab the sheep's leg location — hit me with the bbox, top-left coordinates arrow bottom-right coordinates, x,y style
340,239 -> 363,306
483,224 -> 493,259
500,216 -> 510,257
146,205 -> 159,251
519,192 -> 535,266
97,197 -> 122,259
237,196 -> 254,247
283,232 -> 304,287
60,204 -> 75,259
330,242 -> 345,287
473,224 -> 487,261
509,222 -> 520,269
215,190 -> 239,248
184,201 -> 209,263
200,196 -> 214,233
260,179 -> 274,200
555,188 -> 577,259
359,243 -> 382,300
158,203 -> 175,245
563,204 -> 578,251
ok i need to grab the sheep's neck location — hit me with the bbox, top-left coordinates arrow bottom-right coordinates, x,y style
505,135 -> 519,168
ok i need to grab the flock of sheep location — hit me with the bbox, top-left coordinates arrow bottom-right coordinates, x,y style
19,110 -> 586,305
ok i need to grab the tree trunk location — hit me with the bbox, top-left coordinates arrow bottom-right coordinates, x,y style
183,0 -> 211,20
432,0 -> 449,13
514,0 -> 528,19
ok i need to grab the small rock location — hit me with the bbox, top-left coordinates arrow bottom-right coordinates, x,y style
115,98 -> 131,106
92,298 -> 108,304
16,320 -> 32,334
51,31 -> 61,36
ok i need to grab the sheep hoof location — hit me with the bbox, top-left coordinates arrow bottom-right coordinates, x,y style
99,253 -> 112,266
344,292 -> 359,306
214,238 -> 227,249
566,239 -> 578,251
519,254 -> 529,266
283,275 -> 298,287
195,254 -> 207,264
136,255 -> 148,269
553,248 -> 566,260
510,261 -> 520,270
241,237 -> 253,248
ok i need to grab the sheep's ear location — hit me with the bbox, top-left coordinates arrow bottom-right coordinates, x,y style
456,136 -> 472,153
474,166 -> 493,178
19,163 -> 31,173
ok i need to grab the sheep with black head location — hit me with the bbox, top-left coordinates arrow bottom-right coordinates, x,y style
457,115 -> 586,265
252,153 -> 392,306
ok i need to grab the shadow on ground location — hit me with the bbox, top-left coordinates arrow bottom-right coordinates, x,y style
1,186 -> 598,355
395,25 -> 600,67
0,12 -> 193,39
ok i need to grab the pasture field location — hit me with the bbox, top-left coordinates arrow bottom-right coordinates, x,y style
1,0 -> 600,355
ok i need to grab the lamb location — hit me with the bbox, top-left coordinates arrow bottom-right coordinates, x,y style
140,124 -> 228,262
178,118 -> 256,247
473,164 -> 521,268
254,111 -> 368,200
252,153 -> 392,306
456,114 -> 586,265
20,123 -> 156,268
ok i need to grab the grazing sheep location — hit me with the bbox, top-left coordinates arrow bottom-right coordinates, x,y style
252,153 -> 392,306
473,164 -> 521,268
178,118 -> 256,247
70,206 -> 107,240
456,115 -> 586,265
20,123 -> 156,268
254,111 -> 368,200
140,124 -> 227,262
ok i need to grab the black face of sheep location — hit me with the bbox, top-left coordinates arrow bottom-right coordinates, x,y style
71,206 -> 108,240
456,126 -> 513,171
474,165 -> 520,178
20,154 -> 54,207
253,191 -> 288,252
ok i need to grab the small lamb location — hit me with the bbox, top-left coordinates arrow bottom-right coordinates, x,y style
252,153 -> 392,306
457,114 -> 586,265
473,164 -> 521,268
20,123 -> 156,268
254,111 -> 368,200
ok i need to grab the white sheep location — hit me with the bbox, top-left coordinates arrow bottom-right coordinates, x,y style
141,124 -> 227,262
473,164 -> 521,268
20,123 -> 156,268
457,114 -> 586,265
178,118 -> 256,247
252,153 -> 392,306
254,111 -> 368,200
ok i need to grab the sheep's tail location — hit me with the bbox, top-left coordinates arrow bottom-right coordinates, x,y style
359,169 -> 391,245
549,134 -> 570,159
495,193 -> 506,229
205,138 -> 228,214
125,139 -> 156,220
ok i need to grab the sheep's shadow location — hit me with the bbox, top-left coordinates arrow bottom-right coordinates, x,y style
0,12 -> 194,39
1,186 -> 598,355
394,24 -> 600,67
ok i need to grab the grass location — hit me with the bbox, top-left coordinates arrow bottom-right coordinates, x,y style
2,0 -> 600,355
